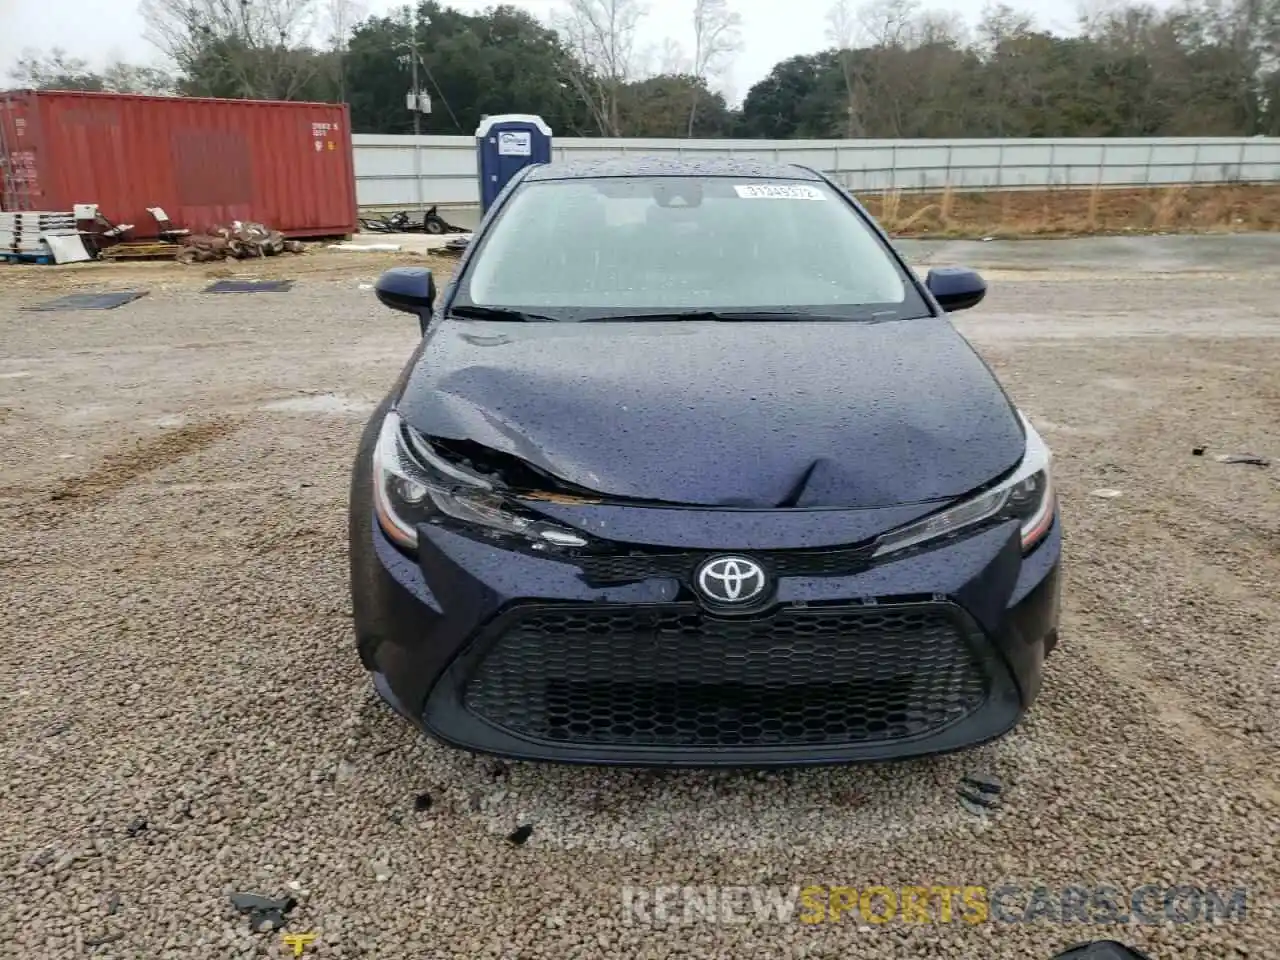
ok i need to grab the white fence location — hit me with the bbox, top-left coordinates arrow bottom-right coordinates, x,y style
352,134 -> 1280,210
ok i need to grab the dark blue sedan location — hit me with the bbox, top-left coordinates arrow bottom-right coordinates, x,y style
348,157 -> 1061,767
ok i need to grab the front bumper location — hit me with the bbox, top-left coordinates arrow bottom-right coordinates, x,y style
353,509 -> 1062,768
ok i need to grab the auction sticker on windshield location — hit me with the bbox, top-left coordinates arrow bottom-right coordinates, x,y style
733,184 -> 824,200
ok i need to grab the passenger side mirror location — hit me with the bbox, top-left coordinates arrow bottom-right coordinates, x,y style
375,267 -> 436,319
925,266 -> 986,313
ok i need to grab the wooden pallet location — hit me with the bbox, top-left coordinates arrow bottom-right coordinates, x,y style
98,242 -> 180,261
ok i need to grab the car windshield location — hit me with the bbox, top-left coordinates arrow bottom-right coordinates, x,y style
455,175 -> 929,321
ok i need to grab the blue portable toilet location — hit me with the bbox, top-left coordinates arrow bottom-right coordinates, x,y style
475,114 -> 553,214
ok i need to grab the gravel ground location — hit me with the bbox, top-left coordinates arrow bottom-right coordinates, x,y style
0,243 -> 1277,959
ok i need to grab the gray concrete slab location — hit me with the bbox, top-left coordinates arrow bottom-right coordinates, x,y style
356,212 -> 1278,274
343,232 -> 469,253
895,232 -> 1280,272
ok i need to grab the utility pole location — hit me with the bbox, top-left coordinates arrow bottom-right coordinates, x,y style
398,5 -> 424,213
410,8 -> 419,139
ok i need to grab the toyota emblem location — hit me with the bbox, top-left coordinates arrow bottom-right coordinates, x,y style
695,556 -> 767,605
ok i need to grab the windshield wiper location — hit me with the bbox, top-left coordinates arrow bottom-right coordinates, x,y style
449,304 -> 563,322
579,309 -> 859,322
578,313 -> 819,325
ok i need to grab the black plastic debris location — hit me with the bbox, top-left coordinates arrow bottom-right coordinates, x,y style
1191,445 -> 1206,456
959,794 -> 997,817
229,892 -> 296,932
23,291 -> 148,312
507,824 -> 534,846
961,772 -> 1003,796
44,719 -> 70,737
1214,453 -> 1270,467
84,932 -> 124,948
125,817 -> 148,838
1052,941 -> 1153,960
414,792 -> 433,812
203,279 -> 294,294
958,772 -> 1003,815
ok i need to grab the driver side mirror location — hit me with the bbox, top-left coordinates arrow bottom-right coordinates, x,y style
375,267 -> 436,333
925,266 -> 986,313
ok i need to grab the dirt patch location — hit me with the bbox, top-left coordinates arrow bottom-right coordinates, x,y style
862,183 -> 1280,238
44,418 -> 242,508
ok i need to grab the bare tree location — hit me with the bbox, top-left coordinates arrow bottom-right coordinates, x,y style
687,0 -> 741,134
326,0 -> 366,101
100,61 -> 179,94
9,48 -> 104,90
915,9 -> 969,45
9,47 -> 174,94
826,0 -> 859,45
554,0 -> 648,135
657,37 -> 690,75
858,0 -> 923,47
826,0 -> 865,135
140,0 -> 322,99
975,1 -> 1036,53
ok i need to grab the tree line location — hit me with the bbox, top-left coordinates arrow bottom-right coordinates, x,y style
9,0 -> 1279,138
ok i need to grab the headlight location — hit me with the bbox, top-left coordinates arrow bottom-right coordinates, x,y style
872,413 -> 1055,558
372,410 -> 588,552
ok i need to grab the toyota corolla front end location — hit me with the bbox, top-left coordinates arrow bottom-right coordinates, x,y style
348,158 -> 1062,767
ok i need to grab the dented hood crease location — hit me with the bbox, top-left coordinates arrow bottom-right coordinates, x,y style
397,318 -> 1025,509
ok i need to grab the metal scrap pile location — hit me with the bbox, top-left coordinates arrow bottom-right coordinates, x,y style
177,221 -> 307,264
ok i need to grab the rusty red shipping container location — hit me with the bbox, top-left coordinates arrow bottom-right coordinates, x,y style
0,90 -> 357,238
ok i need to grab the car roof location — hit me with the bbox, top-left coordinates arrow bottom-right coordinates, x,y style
523,156 -> 824,182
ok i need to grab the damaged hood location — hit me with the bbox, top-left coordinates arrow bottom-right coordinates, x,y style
396,317 -> 1025,509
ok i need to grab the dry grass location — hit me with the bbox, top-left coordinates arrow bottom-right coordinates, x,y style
860,183 -> 1280,239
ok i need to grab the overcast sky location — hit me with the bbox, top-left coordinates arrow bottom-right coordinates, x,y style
1,0 -> 1104,102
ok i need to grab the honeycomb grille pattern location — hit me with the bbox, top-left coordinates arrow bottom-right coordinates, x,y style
576,547 -> 874,585
463,604 -> 989,748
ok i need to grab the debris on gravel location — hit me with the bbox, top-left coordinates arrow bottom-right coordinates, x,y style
124,817 -> 147,838
82,931 -> 124,948
961,772 -> 1004,797
1213,452 -> 1270,466
957,773 -> 1004,816
228,892 -> 296,932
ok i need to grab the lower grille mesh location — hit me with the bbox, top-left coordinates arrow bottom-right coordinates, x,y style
462,604 -> 990,748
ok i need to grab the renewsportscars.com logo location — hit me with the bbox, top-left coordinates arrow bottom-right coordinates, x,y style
620,884 -> 1249,926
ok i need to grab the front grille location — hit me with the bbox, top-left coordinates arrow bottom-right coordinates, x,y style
576,545 -> 875,585
462,603 -> 990,749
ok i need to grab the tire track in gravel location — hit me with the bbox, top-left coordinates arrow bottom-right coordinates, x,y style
1067,606 -> 1280,808
989,327 -> 1280,804
1060,489 -> 1280,803
7,418 -> 244,531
